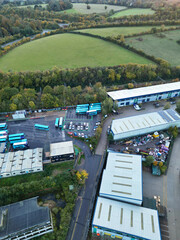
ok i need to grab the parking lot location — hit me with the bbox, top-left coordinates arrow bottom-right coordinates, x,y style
64,107 -> 101,138
7,115 -> 68,154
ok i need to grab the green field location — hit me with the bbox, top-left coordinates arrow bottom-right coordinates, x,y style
110,8 -> 155,18
64,3 -> 126,14
17,3 -> 47,8
0,33 -> 153,72
76,26 -> 162,37
126,29 -> 180,66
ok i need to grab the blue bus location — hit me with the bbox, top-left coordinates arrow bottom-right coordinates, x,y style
9,136 -> 25,141
0,130 -> 8,136
0,135 -> 7,142
55,118 -> 59,128
35,124 -> 49,131
0,123 -> 7,130
13,141 -> 28,150
87,110 -> 97,116
9,133 -> 24,138
10,139 -> 27,144
59,117 -> 63,129
0,138 -> 7,142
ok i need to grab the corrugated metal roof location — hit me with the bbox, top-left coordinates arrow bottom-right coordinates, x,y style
50,141 -> 74,157
111,110 -> 180,136
99,152 -> 142,203
92,197 -> 161,240
107,82 -> 180,101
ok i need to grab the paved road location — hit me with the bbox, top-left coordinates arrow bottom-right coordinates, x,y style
167,135 -> 180,240
67,138 -> 105,240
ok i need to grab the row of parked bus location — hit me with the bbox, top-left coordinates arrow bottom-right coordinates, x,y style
9,133 -> 29,150
55,117 -> 64,129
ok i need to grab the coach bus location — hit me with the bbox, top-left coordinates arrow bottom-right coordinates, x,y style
55,118 -> 59,128
10,139 -> 28,144
13,141 -> 28,150
9,133 -> 24,138
59,117 -> 63,129
0,135 -> 7,142
35,124 -> 49,131
0,130 -> 8,136
0,123 -> 7,130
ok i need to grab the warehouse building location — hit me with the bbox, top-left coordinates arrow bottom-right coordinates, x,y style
0,197 -> 53,240
107,82 -> 180,107
92,197 -> 161,240
111,109 -> 180,140
50,141 -> 74,162
0,148 -> 43,178
99,152 -> 142,205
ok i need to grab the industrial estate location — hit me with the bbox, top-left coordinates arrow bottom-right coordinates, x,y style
0,0 -> 180,239
0,79 -> 179,240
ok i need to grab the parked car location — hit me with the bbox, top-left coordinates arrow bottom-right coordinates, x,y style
74,132 -> 78,137
72,125 -> 75,130
67,132 -> 73,135
81,133 -> 85,138
69,125 -> 72,130
153,102 -> 160,108
133,104 -> 141,111
78,133 -> 81,137
96,121 -> 101,126
63,125 -> 66,129
80,125 -> 83,130
170,101 -> 176,105
84,134 -> 88,139
86,126 -> 89,130
77,126 -> 80,131
84,122 -> 86,126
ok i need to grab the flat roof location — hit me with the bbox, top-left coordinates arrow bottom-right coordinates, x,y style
0,148 -> 43,176
99,152 -> 142,203
107,82 -> 180,101
0,197 -> 51,239
50,141 -> 74,157
92,197 -> 161,240
111,109 -> 180,136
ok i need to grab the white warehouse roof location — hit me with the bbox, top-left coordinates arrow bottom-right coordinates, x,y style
50,141 -> 74,157
99,152 -> 142,205
92,197 -> 161,240
107,81 -> 180,101
111,109 -> 180,140
0,148 -> 43,178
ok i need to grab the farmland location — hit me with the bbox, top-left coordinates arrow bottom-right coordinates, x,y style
76,26 -> 163,37
64,3 -> 126,14
0,33 -> 153,72
126,29 -> 180,66
110,8 -> 155,18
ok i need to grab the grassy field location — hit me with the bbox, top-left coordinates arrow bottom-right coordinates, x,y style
110,8 -> 155,18
0,33 -> 153,72
17,3 -> 47,8
65,3 -> 126,14
76,26 -> 163,37
126,29 -> 180,66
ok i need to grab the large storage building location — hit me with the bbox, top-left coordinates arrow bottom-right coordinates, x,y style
50,141 -> 74,162
111,109 -> 180,140
0,197 -> 53,240
107,82 -> 180,107
0,148 -> 43,178
99,152 -> 142,205
92,197 -> 161,240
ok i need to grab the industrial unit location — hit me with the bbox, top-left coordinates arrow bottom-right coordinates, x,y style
0,148 -> 43,178
99,152 -> 142,205
107,82 -> 180,107
50,141 -> 74,162
0,197 -> 53,240
111,109 -> 180,140
92,197 -> 161,240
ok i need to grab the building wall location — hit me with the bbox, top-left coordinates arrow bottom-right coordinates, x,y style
92,226 -> 146,240
116,90 -> 180,107
112,121 -> 180,141
51,153 -> 74,162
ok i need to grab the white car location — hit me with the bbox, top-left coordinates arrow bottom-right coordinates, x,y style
81,125 -> 83,130
134,104 -> 141,111
81,133 -> 84,138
